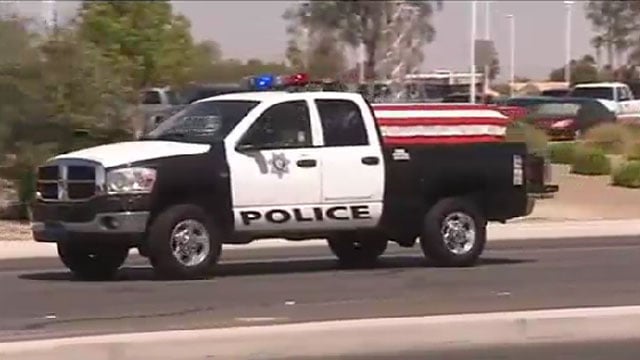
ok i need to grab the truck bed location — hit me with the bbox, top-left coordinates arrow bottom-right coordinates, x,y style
379,142 -> 532,241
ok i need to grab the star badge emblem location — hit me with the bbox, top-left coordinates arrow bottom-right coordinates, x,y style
269,152 -> 290,178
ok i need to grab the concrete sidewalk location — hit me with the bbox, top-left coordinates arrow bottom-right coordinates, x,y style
1,218 -> 639,260
2,305 -> 640,359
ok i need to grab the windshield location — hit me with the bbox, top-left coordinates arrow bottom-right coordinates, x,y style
529,103 -> 581,117
570,86 -> 614,100
143,100 -> 259,143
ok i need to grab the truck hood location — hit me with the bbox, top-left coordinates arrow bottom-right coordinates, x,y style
52,140 -> 211,168
597,99 -> 618,112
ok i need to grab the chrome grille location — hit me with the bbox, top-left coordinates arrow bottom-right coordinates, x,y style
36,160 -> 103,202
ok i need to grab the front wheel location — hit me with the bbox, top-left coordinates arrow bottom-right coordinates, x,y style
148,204 -> 222,280
327,233 -> 388,268
420,197 -> 486,267
57,242 -> 129,281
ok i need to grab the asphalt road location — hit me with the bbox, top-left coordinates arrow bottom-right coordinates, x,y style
1,236 -> 640,343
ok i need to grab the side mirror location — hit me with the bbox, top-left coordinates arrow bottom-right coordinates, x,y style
152,115 -> 164,125
235,143 -> 256,152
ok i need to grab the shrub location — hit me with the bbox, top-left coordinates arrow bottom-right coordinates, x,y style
547,142 -> 576,164
612,161 -> 640,188
583,123 -> 632,154
625,139 -> 640,161
505,121 -> 548,156
570,146 -> 611,175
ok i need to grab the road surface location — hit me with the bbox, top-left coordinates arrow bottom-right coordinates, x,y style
1,236 -> 640,342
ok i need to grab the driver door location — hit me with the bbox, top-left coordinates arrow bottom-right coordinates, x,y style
226,100 -> 323,232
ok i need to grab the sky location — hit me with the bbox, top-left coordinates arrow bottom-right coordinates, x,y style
9,0 -> 598,81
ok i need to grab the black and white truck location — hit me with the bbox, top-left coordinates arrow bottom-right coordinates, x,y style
32,91 -> 556,280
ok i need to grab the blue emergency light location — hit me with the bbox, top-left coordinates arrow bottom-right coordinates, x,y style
253,74 -> 275,90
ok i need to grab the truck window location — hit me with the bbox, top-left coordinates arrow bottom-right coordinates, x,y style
144,100 -> 259,143
618,87 -> 632,101
315,99 -> 368,147
239,101 -> 312,149
141,90 -> 162,104
569,86 -> 614,100
166,90 -> 181,105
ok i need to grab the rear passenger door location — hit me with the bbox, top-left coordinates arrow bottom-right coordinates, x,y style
314,99 -> 385,227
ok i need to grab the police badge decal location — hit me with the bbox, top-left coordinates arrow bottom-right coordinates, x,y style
269,152 -> 290,177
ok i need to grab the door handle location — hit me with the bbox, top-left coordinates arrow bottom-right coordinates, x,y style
361,156 -> 380,165
296,159 -> 317,168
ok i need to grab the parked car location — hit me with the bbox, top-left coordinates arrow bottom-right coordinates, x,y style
442,92 -> 494,104
523,97 -> 616,140
540,88 -> 570,97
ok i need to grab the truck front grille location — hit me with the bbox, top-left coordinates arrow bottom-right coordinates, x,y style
37,161 -> 102,202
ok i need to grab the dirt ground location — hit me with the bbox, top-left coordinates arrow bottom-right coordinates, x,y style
1,165 -> 639,241
529,164 -> 640,221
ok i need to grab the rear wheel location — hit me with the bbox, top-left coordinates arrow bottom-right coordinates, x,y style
420,197 -> 486,267
327,233 -> 388,267
57,242 -> 129,281
148,204 -> 221,280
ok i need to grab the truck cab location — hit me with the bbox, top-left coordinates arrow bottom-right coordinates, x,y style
32,91 -> 548,280
568,82 -> 640,119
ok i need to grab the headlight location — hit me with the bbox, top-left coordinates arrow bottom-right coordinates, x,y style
106,167 -> 157,194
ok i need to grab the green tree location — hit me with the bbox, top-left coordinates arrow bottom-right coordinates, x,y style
548,55 -> 599,84
76,0 -> 198,89
489,52 -> 500,81
284,1 -> 442,80
585,1 -> 638,67
285,31 -> 347,78
188,39 -> 224,81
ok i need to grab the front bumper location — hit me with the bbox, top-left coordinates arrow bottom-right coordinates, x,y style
32,211 -> 149,243
31,194 -> 151,244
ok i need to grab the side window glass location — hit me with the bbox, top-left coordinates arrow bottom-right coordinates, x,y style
315,99 -> 369,147
142,91 -> 161,105
240,101 -> 312,149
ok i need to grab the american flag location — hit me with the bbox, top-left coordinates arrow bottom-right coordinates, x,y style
372,103 -> 519,145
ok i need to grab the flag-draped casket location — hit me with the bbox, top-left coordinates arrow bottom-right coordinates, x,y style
372,103 -> 521,145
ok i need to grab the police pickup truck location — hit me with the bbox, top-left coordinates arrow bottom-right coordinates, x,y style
32,91 -> 552,280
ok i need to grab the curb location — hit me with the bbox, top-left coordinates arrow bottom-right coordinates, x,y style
2,306 -> 640,359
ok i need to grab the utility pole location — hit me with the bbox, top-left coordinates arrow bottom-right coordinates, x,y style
470,0 -> 477,103
507,14 -> 515,97
564,1 -> 574,85
483,1 -> 491,102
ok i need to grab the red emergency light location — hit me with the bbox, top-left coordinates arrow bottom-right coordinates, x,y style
284,72 -> 310,86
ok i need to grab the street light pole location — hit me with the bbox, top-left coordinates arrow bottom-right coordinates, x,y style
564,1 -> 574,85
358,42 -> 365,84
507,14 -> 515,97
470,0 -> 478,103
483,1 -> 491,101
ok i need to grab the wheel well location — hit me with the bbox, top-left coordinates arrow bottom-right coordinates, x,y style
147,190 -> 232,236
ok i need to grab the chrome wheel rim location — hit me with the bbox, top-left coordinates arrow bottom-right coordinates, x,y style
441,212 -> 476,255
170,219 -> 210,267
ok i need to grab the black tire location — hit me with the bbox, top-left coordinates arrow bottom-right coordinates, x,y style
148,204 -> 221,280
327,233 -> 388,268
57,242 -> 129,281
420,197 -> 486,267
